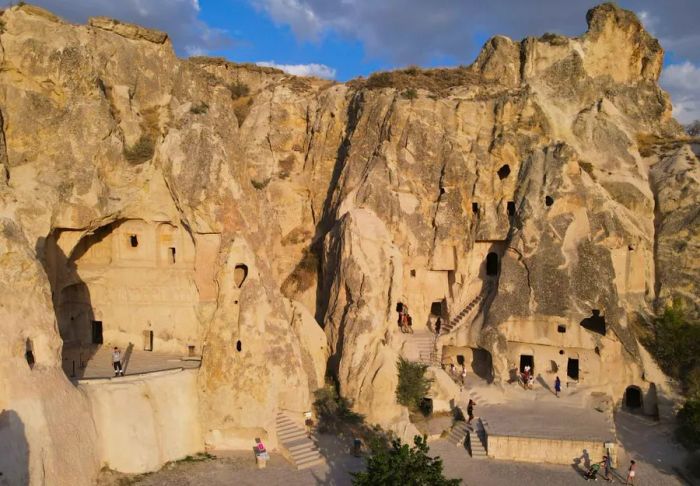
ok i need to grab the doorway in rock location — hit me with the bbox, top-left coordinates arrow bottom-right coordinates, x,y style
567,358 -> 579,380
519,354 -> 534,373
91,320 -> 103,345
471,348 -> 493,382
143,330 -> 154,351
625,386 -> 642,409
486,252 -> 499,276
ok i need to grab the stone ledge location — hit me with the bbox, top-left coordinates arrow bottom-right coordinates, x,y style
88,17 -> 168,44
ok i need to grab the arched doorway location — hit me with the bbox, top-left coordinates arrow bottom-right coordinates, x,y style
625,386 -> 642,409
486,253 -> 499,276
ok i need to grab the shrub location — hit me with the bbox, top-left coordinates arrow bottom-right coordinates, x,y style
250,177 -> 270,190
351,435 -> 460,486
313,385 -> 363,433
190,102 -> 209,114
280,246 -> 318,298
396,357 -> 432,411
401,88 -> 418,100
279,154 -> 296,178
677,398 -> 700,450
123,135 -> 155,164
228,81 -> 250,99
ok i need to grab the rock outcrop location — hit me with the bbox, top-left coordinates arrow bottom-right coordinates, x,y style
0,3 -> 697,484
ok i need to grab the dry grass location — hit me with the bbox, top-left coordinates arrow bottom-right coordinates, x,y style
233,97 -> 253,127
278,154 -> 296,178
281,247 -> 318,298
636,132 -> 700,157
347,65 -> 488,96
123,135 -> 155,164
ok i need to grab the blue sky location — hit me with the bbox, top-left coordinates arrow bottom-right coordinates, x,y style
5,0 -> 700,122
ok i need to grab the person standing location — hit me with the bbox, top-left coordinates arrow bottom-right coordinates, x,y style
555,376 -> 562,397
112,347 -> 124,376
435,317 -> 442,336
467,399 -> 475,426
461,365 -> 467,386
626,460 -> 636,485
602,454 -> 612,482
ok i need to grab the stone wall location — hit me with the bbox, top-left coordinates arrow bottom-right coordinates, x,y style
487,434 -> 613,466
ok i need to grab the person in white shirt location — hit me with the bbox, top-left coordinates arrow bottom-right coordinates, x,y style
112,347 -> 124,376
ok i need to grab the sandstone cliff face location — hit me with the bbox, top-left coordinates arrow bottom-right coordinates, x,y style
0,3 -> 697,484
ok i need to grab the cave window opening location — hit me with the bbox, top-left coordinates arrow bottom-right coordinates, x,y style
129,234 -> 139,247
25,338 -> 35,369
456,355 -> 465,366
625,386 -> 642,408
507,201 -> 516,216
143,330 -> 153,351
559,349 -> 565,355
580,309 -> 606,335
497,164 -> 511,180
234,264 -> 248,288
410,269 -> 416,278
486,252 -> 499,276
472,202 -> 479,214
550,360 -> 558,373
519,354 -> 534,373
557,324 -> 566,333
236,340 -> 242,352
545,196 -> 554,207
169,247 -> 176,264
439,187 -> 446,195
628,244 -> 635,251
91,320 -> 103,345
430,301 -> 442,316
188,345 -> 196,357
567,358 -> 579,380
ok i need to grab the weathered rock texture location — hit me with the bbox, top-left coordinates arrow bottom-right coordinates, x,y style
0,3 -> 697,484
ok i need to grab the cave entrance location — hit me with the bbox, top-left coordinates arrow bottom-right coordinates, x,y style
519,354 -> 534,373
91,321 -> 103,345
580,309 -> 606,335
143,330 -> 154,351
625,386 -> 643,409
486,253 -> 499,276
567,358 -> 579,381
471,348 -> 493,382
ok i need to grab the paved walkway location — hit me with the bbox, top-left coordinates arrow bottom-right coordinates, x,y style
62,346 -> 200,379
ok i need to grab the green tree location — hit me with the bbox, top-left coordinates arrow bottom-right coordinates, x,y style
396,357 -> 433,411
352,435 -> 460,486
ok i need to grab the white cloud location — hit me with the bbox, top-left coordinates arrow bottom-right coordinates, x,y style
660,61 -> 700,124
256,61 -> 336,79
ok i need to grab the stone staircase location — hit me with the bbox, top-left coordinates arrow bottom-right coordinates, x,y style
412,332 -> 440,365
275,412 -> 324,470
446,420 -> 470,447
467,419 -> 488,459
441,282 -> 493,335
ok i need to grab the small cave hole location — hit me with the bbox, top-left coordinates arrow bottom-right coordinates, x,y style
497,164 -> 511,180
594,346 -> 600,356
559,349 -> 565,355
234,300 -> 239,305
410,269 -> 416,277
628,244 -> 635,251
169,247 -> 176,264
129,234 -> 139,247
234,264 -> 248,288
580,309 -> 606,336
439,187 -> 446,195
545,195 -> 554,207
236,340 -> 242,352
472,202 -> 479,214
557,324 -> 566,333
25,338 -> 35,369
507,201 -> 516,216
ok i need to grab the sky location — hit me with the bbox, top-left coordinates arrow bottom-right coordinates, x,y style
4,0 -> 700,123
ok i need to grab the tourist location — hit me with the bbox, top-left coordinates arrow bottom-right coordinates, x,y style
112,346 -> 124,377
527,374 -> 534,390
555,376 -> 561,397
626,460 -> 636,485
407,313 -> 414,334
449,363 -> 456,376
602,454 -> 612,482
435,317 -> 442,335
461,365 -> 467,385
467,399 -> 475,425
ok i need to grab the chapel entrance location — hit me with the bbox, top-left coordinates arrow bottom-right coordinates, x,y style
91,320 -> 103,345
486,253 -> 499,276
625,386 -> 642,409
519,354 -> 534,373
567,358 -> 579,381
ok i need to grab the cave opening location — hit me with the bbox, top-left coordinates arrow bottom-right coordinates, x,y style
507,201 -> 516,216
519,354 -> 534,373
486,252 -> 499,276
234,264 -> 248,288
580,309 -> 606,335
497,164 -> 511,180
625,386 -> 642,409
567,358 -> 579,380
545,195 -> 554,207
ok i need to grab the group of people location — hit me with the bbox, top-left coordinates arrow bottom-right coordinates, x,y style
396,303 -> 414,334
521,365 -> 534,389
585,455 -> 637,484
447,362 -> 468,385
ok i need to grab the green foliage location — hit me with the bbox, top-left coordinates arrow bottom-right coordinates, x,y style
396,358 -> 432,411
190,102 -> 209,114
228,81 -> 250,99
351,435 -> 460,486
401,88 -> 418,100
123,135 -> 155,164
250,178 -> 270,190
313,385 -> 364,433
677,398 -> 700,450
643,300 -> 700,390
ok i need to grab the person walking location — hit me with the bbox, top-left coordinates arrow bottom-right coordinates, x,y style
555,376 -> 562,397
461,365 -> 467,386
112,347 -> 124,377
434,317 -> 442,336
602,454 -> 612,482
626,460 -> 636,485
467,399 -> 475,426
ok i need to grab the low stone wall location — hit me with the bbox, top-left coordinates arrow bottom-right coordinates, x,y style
79,369 -> 203,474
487,434 -> 610,466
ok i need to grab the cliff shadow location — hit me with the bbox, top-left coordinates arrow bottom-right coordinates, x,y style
0,409 -> 29,486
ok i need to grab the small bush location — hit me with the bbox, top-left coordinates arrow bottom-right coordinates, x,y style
279,154 -> 295,178
228,81 -> 250,99
401,88 -> 418,100
677,398 -> 700,450
396,357 -> 432,411
250,178 -> 270,190
314,385 -> 364,433
123,135 -> 155,164
281,246 -> 318,297
233,97 -> 253,127
190,102 -> 209,114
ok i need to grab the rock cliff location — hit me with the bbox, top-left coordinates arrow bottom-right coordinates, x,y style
0,3 -> 697,484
